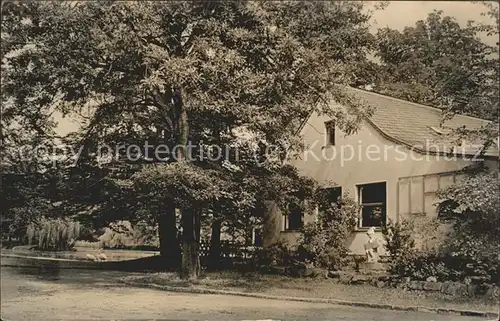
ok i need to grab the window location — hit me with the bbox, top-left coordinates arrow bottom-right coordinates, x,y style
437,200 -> 459,223
318,186 -> 342,212
252,228 -> 263,246
284,202 -> 303,231
325,121 -> 335,146
357,182 -> 386,228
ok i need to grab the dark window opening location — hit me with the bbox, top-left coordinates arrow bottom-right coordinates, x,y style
285,202 -> 303,231
253,228 -> 263,246
358,182 -> 386,228
318,186 -> 342,211
437,200 -> 459,223
325,121 -> 335,146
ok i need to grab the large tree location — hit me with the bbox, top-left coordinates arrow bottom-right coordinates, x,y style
374,9 -> 499,121
2,1 -> 375,279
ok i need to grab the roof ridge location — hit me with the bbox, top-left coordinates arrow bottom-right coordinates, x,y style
347,86 -> 493,124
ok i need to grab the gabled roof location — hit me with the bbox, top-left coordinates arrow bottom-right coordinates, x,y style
344,87 -> 498,158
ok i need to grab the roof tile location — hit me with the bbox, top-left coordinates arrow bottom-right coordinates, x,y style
345,87 -> 498,157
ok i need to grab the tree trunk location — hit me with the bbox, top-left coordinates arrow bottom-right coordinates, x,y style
207,125 -> 224,271
208,218 -> 222,270
158,204 -> 179,269
173,87 -> 201,280
154,121 -> 180,269
180,208 -> 201,279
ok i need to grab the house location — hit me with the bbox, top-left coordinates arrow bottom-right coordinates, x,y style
262,87 -> 499,255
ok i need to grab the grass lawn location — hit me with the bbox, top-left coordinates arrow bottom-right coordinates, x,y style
123,271 -> 499,313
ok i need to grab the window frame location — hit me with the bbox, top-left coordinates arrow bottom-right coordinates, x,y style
356,181 -> 387,229
325,120 -> 336,146
283,202 -> 304,232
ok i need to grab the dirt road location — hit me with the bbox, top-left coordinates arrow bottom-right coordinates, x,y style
0,267 -> 492,321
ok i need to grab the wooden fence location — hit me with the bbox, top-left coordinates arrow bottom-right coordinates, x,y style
197,240 -> 262,268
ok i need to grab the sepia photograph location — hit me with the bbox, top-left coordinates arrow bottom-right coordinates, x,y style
1,1 -> 499,320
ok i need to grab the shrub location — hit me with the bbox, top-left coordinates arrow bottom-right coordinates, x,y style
441,227 -> 500,284
382,215 -> 499,283
256,240 -> 296,266
381,218 -> 417,276
437,169 -> 500,284
26,217 -> 82,251
99,229 -> 127,248
400,254 -> 463,281
98,221 -> 159,249
382,169 -> 500,283
382,218 -> 456,281
298,193 -> 358,270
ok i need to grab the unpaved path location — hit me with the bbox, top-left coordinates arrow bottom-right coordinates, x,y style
0,267 -> 491,321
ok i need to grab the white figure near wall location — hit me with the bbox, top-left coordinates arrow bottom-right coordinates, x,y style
364,227 -> 379,263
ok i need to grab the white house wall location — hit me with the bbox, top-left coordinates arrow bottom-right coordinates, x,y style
264,109 -> 484,255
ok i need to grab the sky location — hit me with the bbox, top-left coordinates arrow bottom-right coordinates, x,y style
372,1 -> 493,29
54,1 -> 499,136
369,1 -> 498,46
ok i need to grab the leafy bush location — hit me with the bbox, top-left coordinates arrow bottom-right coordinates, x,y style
440,226 -> 500,284
256,240 -> 296,266
437,169 -> 500,284
298,193 -> 358,270
382,208 -> 499,283
98,221 -> 159,249
99,229 -> 127,249
381,218 -> 417,276
26,217 -> 82,251
382,218 -> 457,280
